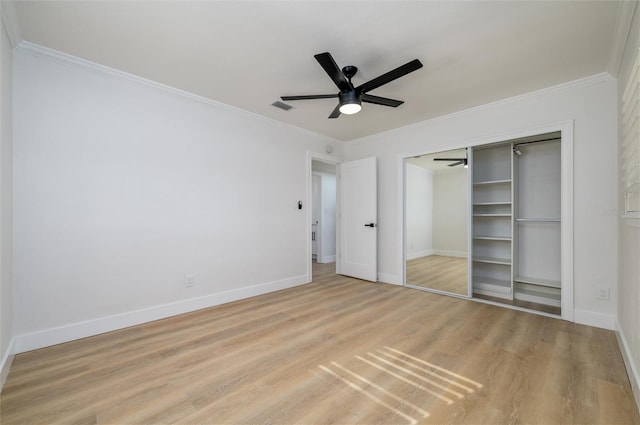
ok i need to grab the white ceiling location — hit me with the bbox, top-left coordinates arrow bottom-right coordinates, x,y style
11,1 -> 622,141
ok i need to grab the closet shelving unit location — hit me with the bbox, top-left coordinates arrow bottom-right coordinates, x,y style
471,145 -> 514,300
471,134 -> 562,313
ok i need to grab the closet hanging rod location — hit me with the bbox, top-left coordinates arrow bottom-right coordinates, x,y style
514,137 -> 561,148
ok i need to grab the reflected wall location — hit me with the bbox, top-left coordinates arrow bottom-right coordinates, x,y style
405,149 -> 469,296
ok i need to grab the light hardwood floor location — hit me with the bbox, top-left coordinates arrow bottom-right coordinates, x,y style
406,255 -> 468,295
1,263 -> 638,424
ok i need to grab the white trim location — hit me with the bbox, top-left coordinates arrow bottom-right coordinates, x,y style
15,42 -> 340,145
616,320 -> 640,413
317,255 -> 336,264
0,338 -> 15,393
398,155 -> 407,287
406,250 -> 468,260
466,148 -> 474,298
608,0 -> 639,77
573,309 -> 616,330
433,250 -> 467,258
349,73 -> 611,146
13,274 -> 308,353
0,0 -> 22,48
406,250 -> 434,260
559,121 -> 575,322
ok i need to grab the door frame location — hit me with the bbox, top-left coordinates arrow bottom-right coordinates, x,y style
307,151 -> 341,282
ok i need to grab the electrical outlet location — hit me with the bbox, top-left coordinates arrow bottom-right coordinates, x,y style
186,274 -> 195,288
597,287 -> 609,300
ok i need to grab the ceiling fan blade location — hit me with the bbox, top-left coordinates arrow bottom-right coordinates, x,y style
433,158 -> 466,162
328,104 -> 341,119
361,94 -> 404,108
356,59 -> 423,94
314,52 -> 352,92
281,94 -> 338,101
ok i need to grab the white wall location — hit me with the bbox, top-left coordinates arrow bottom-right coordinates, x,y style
0,6 -> 14,389
616,0 -> 640,411
345,73 -> 619,328
405,163 -> 433,259
433,167 -> 468,257
12,45 -> 343,352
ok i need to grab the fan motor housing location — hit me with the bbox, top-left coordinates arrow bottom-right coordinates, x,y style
339,90 -> 360,104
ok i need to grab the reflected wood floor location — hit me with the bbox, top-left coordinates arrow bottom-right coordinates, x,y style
406,255 -> 468,296
1,263 -> 638,424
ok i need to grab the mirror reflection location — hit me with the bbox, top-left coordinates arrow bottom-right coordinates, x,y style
405,148 -> 469,296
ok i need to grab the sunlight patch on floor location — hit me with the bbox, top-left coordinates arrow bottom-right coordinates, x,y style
318,346 -> 483,425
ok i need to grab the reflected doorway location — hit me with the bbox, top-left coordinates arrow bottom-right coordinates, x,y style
404,148 -> 470,297
311,160 -> 337,265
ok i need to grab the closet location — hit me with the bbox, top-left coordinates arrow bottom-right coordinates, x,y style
471,132 -> 562,315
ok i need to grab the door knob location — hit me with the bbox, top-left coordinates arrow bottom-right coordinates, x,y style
364,223 -> 376,228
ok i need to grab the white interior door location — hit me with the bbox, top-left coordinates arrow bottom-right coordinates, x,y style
338,157 -> 377,281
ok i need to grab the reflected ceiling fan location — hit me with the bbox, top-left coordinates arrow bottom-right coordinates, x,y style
281,52 -> 423,118
433,157 -> 468,167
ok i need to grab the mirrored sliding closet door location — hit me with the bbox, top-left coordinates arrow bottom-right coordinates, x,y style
404,148 -> 471,297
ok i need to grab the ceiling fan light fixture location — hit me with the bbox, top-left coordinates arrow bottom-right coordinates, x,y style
339,102 -> 362,115
338,91 -> 362,115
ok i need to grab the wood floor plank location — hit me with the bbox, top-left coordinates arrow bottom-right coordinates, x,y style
1,262 -> 638,424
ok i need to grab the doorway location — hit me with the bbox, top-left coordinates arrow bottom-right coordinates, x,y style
310,158 -> 338,278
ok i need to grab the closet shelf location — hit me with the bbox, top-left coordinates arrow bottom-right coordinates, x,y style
474,278 -> 512,293
473,214 -> 512,217
473,256 -> 511,265
473,235 -> 511,241
515,218 -> 560,222
473,202 -> 512,206
473,179 -> 512,186
515,276 -> 561,288
514,287 -> 561,307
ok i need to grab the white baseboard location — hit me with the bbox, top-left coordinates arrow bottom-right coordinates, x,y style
406,250 -> 434,260
317,255 -> 336,264
615,320 -> 640,413
14,274 -> 309,354
573,309 -> 616,330
433,250 -> 467,258
0,338 -> 15,393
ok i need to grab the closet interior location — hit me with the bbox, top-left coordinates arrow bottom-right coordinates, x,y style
471,132 -> 562,315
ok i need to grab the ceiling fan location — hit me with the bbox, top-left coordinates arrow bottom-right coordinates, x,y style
281,52 -> 423,119
433,157 -> 468,167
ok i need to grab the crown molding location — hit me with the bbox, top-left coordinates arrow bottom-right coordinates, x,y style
348,73 -> 612,146
608,0 -> 638,77
0,0 -> 22,48
15,41 -> 342,145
